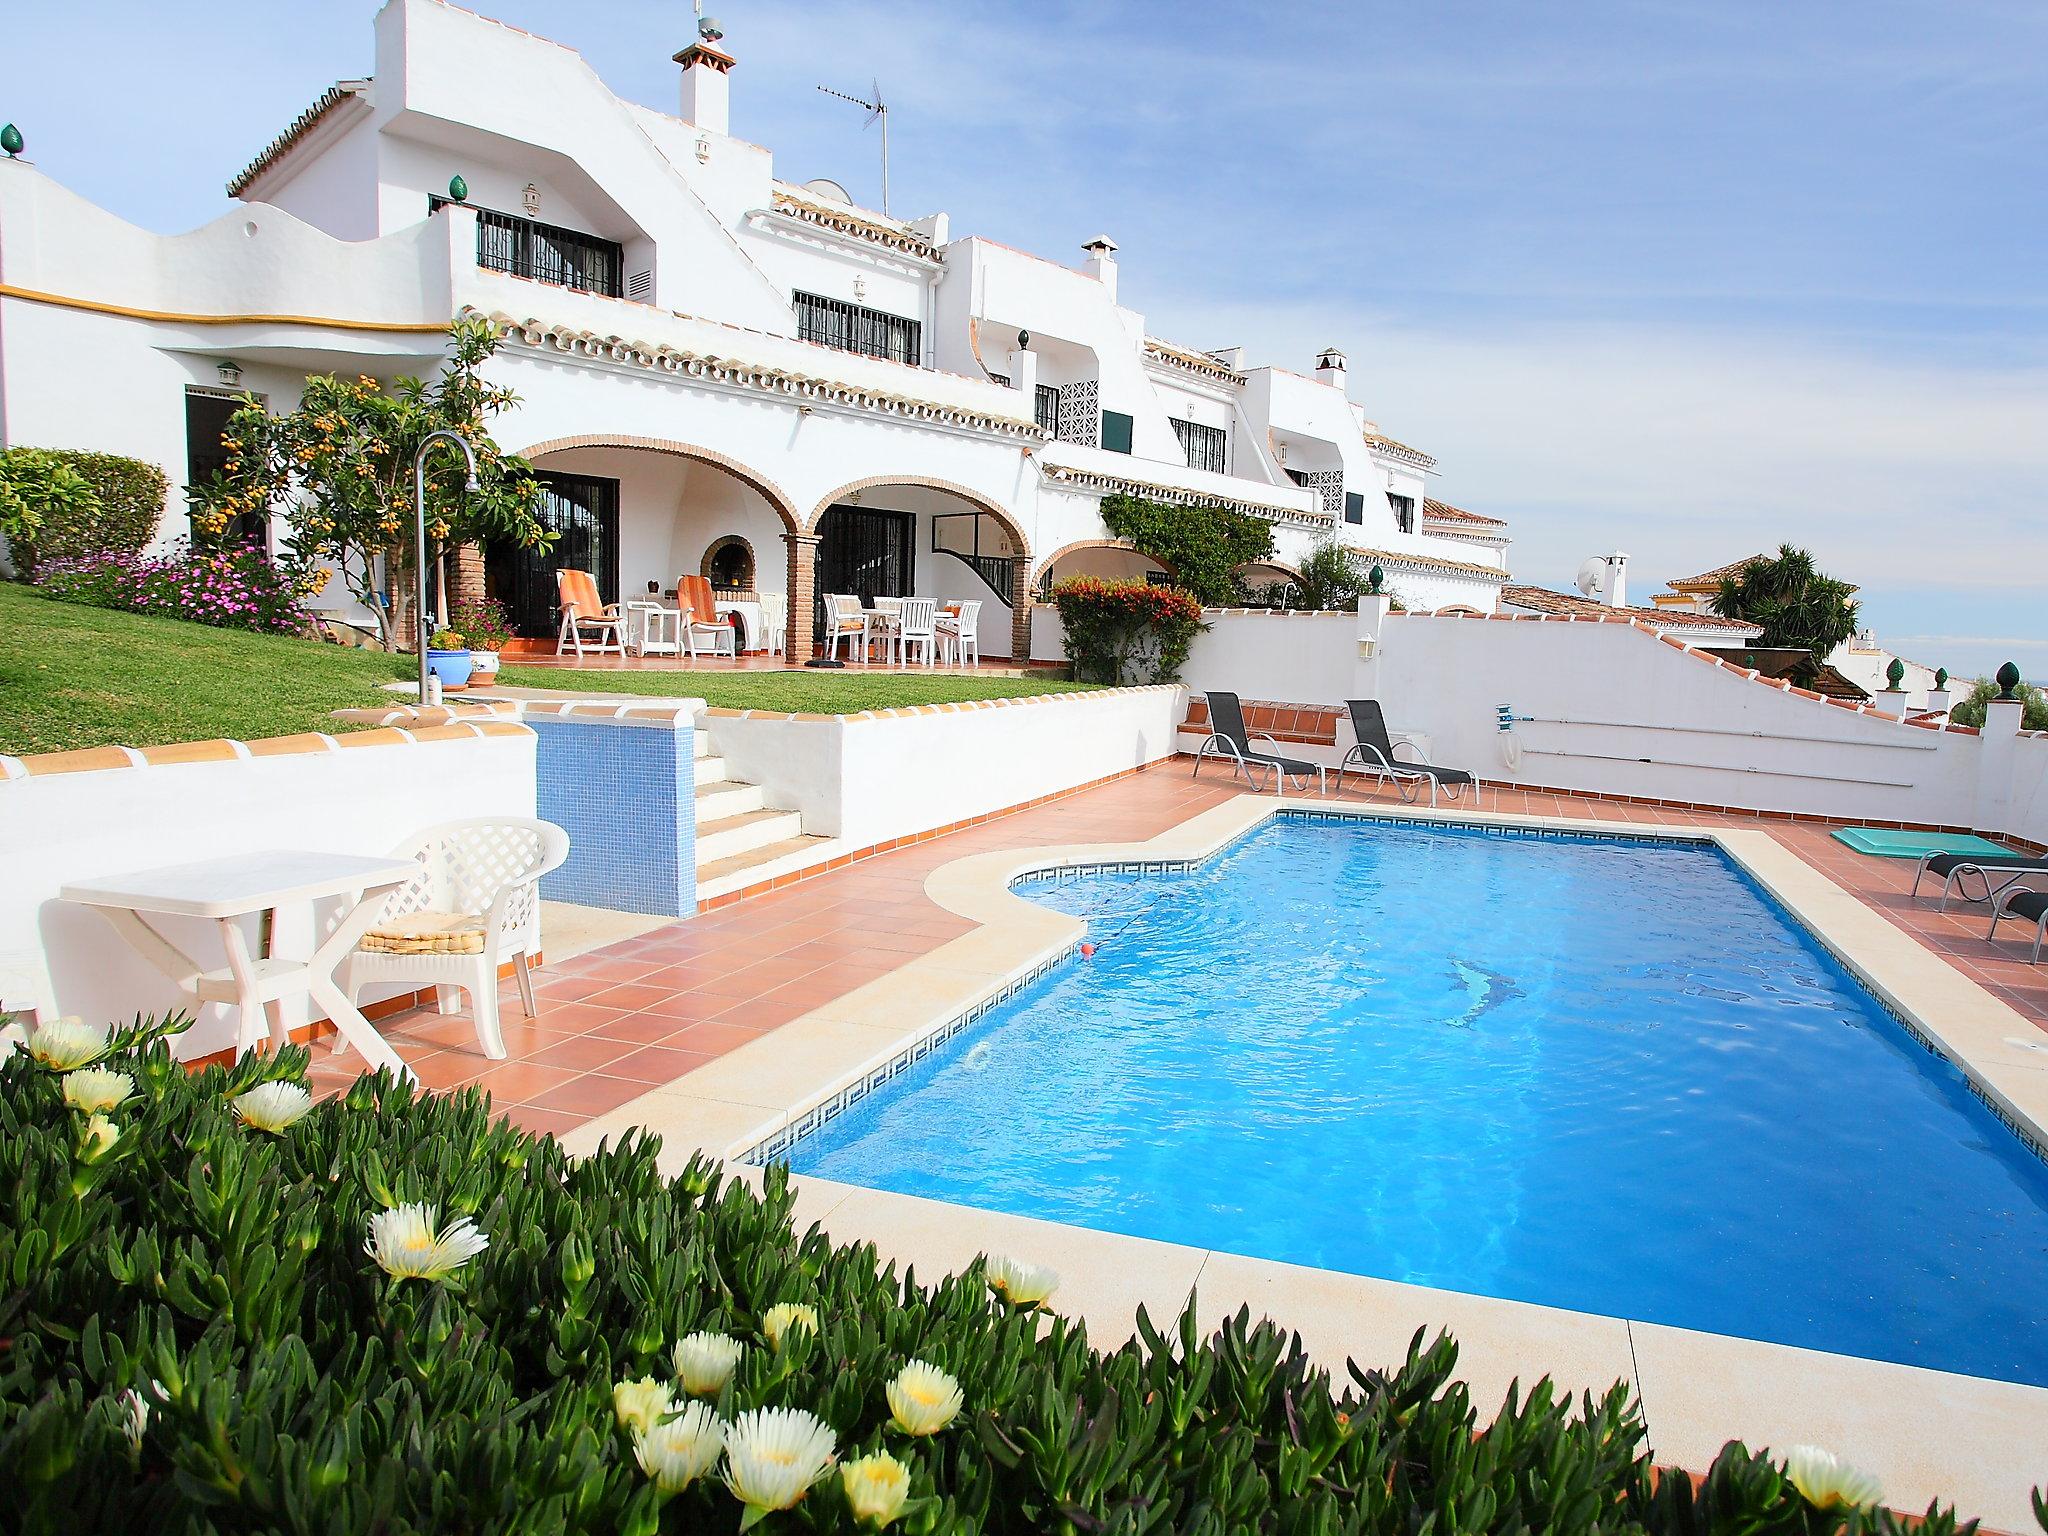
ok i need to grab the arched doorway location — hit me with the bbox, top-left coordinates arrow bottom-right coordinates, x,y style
1031,538 -> 1173,594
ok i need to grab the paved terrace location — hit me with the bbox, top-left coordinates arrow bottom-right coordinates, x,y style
303,767 -> 2048,1133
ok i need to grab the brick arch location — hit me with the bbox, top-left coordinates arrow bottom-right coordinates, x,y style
804,474 -> 1031,559
1030,537 -> 1174,587
1236,559 -> 1305,585
516,434 -> 803,536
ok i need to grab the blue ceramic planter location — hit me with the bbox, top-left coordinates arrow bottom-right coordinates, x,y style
426,649 -> 474,690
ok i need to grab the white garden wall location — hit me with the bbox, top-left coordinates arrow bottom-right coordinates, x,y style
700,687 -> 1183,848
0,732 -> 536,1057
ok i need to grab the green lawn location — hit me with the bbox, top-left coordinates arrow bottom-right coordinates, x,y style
0,582 -> 1091,755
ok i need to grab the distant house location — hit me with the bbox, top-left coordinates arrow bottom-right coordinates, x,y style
1498,584 -> 1763,644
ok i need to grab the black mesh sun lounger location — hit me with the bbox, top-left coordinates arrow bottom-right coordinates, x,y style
1989,888 -> 2048,963
1909,851 -> 2048,911
1339,699 -> 1480,806
1191,691 -> 1327,795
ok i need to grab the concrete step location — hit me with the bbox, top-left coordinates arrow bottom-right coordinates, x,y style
695,779 -> 765,821
696,833 -> 839,898
694,752 -> 730,786
695,807 -> 805,864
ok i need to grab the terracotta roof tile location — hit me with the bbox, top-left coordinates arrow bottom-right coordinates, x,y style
1422,498 -> 1505,528
227,81 -> 368,198
1361,431 -> 1437,469
1500,584 -> 1758,631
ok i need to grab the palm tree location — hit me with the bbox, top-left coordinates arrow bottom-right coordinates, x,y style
1710,544 -> 1859,682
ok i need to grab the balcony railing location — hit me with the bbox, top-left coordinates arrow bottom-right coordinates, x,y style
793,291 -> 922,365
1034,383 -> 1058,434
430,197 -> 624,298
1172,418 -> 1228,475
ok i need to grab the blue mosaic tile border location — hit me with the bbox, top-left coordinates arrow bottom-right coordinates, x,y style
737,944 -> 1078,1167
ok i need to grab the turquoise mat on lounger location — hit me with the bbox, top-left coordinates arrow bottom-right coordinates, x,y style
1831,827 -> 2012,859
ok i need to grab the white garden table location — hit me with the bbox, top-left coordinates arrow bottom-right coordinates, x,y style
62,850 -> 420,1083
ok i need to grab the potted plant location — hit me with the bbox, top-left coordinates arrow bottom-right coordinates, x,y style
425,628 -> 473,691
450,595 -> 512,687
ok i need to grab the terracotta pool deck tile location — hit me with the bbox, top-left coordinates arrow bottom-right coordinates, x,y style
467,1060 -> 583,1104
670,1018 -> 778,1055
587,1011 -> 705,1046
582,981 -> 679,1013
523,1034 -> 643,1074
520,1072 -> 654,1118
601,1044 -> 720,1084
498,1104 -> 589,1139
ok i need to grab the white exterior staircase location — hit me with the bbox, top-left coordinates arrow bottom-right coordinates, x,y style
692,725 -> 833,899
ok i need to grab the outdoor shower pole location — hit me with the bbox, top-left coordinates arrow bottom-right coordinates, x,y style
412,431 -> 480,705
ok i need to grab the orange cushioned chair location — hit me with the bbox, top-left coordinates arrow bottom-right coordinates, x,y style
676,573 -> 737,659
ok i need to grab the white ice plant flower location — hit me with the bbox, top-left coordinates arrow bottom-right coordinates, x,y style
721,1405 -> 837,1515
612,1377 -> 675,1435
120,1388 -> 149,1450
29,1016 -> 110,1072
80,1113 -> 122,1162
1783,1445 -> 1883,1509
63,1066 -> 135,1114
885,1359 -> 963,1437
985,1254 -> 1059,1310
232,1081 -> 313,1134
759,1302 -> 818,1350
673,1331 -> 745,1396
634,1400 -> 725,1493
840,1449 -> 911,1528
363,1202 -> 489,1282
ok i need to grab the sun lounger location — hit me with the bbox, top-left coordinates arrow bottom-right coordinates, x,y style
1339,699 -> 1480,806
1988,888 -> 2048,963
1909,851 -> 2048,911
1191,691 -> 1327,795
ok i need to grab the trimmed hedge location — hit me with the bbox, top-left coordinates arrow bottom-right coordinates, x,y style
0,1015 -> 2007,1535
1,447 -> 168,575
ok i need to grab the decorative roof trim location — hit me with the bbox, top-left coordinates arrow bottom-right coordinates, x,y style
1142,337 -> 1248,386
766,188 -> 941,262
480,308 -> 1045,442
1362,430 -> 1437,470
1422,496 -> 1504,527
227,81 -> 368,198
1040,463 -> 1331,530
1349,546 -> 1509,582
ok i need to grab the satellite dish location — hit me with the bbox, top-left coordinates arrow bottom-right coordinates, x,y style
1575,557 -> 1608,599
802,177 -> 854,205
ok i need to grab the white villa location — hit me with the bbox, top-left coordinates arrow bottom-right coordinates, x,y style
0,0 -> 1510,661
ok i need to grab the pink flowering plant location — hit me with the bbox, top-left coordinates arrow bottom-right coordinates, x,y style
34,541 -> 307,635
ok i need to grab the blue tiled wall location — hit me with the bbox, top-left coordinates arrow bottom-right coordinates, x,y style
531,716 -> 696,916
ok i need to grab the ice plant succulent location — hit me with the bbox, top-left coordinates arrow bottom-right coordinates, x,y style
63,1066 -> 135,1113
840,1450 -> 911,1528
232,1081 -> 313,1134
721,1406 -> 837,1518
79,1113 -> 123,1162
1783,1445 -> 1882,1509
885,1359 -> 963,1437
634,1401 -> 725,1493
28,1016 -> 109,1072
612,1377 -> 675,1436
760,1302 -> 818,1349
985,1254 -> 1059,1310
673,1331 -> 745,1396
363,1202 -> 489,1282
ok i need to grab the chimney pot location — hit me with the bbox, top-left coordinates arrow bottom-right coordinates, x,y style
1081,235 -> 1119,302
675,37 -> 736,136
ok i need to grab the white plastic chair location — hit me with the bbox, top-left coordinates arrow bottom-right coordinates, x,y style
823,594 -> 868,661
758,593 -> 789,656
336,817 -> 570,1060
894,598 -> 939,667
938,600 -> 981,667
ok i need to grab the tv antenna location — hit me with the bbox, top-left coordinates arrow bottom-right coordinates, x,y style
816,80 -> 890,215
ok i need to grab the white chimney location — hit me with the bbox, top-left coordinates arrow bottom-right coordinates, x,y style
674,32 -> 736,137
1314,346 -> 1348,391
1081,235 -> 1119,303
1208,345 -> 1245,371
1603,551 -> 1629,609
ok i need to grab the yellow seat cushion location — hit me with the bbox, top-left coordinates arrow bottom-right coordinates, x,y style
360,911 -> 487,956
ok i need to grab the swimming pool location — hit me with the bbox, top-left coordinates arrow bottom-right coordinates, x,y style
783,815 -> 2048,1386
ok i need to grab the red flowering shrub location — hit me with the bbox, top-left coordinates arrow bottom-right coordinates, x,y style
1048,577 -> 1207,684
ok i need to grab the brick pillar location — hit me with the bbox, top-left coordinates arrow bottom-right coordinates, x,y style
1009,558 -> 1035,664
451,543 -> 487,609
783,531 -> 821,660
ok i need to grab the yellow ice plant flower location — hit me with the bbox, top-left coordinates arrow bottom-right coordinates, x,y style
232,1081 -> 313,1134
63,1067 -> 135,1114
673,1331 -> 745,1396
28,1016 -> 110,1072
612,1376 -> 676,1435
363,1202 -> 489,1282
760,1302 -> 818,1350
720,1406 -> 836,1515
1783,1445 -> 1882,1509
634,1400 -> 725,1492
840,1450 -> 911,1528
985,1254 -> 1059,1310
885,1360 -> 963,1437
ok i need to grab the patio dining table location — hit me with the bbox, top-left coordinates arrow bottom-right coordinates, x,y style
62,849 -> 420,1083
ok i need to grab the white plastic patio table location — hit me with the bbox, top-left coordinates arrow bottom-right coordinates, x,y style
61,850 -> 420,1083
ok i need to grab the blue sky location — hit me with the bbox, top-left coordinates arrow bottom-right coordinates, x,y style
7,0 -> 2045,677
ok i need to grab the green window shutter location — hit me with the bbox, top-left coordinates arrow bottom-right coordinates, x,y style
1101,410 -> 1134,454
1344,491 -> 1364,525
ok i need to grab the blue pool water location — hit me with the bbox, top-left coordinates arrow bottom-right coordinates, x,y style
785,817 -> 2048,1386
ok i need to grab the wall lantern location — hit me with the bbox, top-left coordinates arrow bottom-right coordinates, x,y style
216,360 -> 243,389
522,182 -> 541,216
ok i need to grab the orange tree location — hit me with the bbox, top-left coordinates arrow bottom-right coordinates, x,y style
190,316 -> 552,652
1048,576 -> 1207,684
